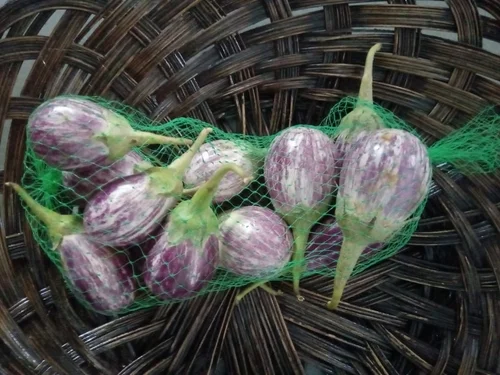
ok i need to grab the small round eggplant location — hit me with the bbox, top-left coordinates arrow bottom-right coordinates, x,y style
219,206 -> 293,278
28,96 -> 192,171
62,151 -> 152,199
143,163 -> 252,300
144,234 -> 219,300
328,128 -> 431,309
84,128 -> 212,247
264,126 -> 337,299
83,173 -> 179,247
183,140 -> 264,203
61,234 -> 135,312
305,218 -> 381,271
6,183 -> 135,313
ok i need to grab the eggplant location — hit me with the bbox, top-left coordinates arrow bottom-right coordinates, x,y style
143,163 -> 252,300
183,140 -> 265,203
219,206 -> 293,278
28,97 -> 192,171
62,151 -> 153,199
83,128 -> 212,247
264,126 -> 337,299
328,128 -> 431,309
5,183 -> 135,313
305,218 -> 381,271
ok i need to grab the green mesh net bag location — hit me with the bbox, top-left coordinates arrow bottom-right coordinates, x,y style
10,43 -> 500,315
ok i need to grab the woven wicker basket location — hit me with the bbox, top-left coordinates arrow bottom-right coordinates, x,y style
1,1 -> 499,374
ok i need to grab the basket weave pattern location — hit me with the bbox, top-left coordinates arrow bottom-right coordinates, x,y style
1,1 -> 500,374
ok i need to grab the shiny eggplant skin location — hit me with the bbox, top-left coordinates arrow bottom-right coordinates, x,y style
184,140 -> 259,203
219,206 -> 293,278
264,127 -> 337,220
143,233 -> 218,300
337,128 -> 432,242
63,151 -> 152,199
83,173 -> 177,247
61,234 -> 136,312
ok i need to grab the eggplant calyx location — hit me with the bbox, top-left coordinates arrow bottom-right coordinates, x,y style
146,167 -> 184,197
95,130 -> 193,163
95,110 -> 193,162
168,127 -> 213,173
338,43 -> 385,136
5,182 -> 84,249
145,127 -> 214,198
190,163 -> 251,208
167,201 -> 217,249
336,197 -> 396,245
167,163 -> 251,249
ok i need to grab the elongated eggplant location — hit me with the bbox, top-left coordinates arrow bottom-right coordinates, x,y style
6,183 -> 135,313
63,151 -> 153,199
83,128 -> 212,247
264,126 -> 337,299
28,97 -> 192,170
219,206 -> 293,278
328,128 -> 431,309
183,140 -> 265,203
143,163 -> 252,300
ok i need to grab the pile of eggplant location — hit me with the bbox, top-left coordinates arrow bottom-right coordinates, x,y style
9,42 -> 432,314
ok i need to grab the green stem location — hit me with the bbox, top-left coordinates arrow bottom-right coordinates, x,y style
146,127 -> 213,197
190,163 -> 251,209
358,43 -> 382,103
181,186 -> 199,195
5,182 -> 83,248
327,238 -> 368,310
145,167 -> 182,197
6,182 -> 61,227
260,283 -> 282,296
169,127 -> 212,172
164,163 -> 252,248
133,160 -> 154,173
102,131 -> 193,162
291,220 -> 313,301
235,280 -> 268,304
129,130 -> 193,147
337,43 -> 384,134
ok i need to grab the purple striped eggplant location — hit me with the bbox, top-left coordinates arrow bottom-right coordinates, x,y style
6,183 -> 135,313
83,128 -> 213,247
63,151 -> 153,199
28,97 -> 192,171
143,163 -> 252,300
219,206 -> 293,278
328,128 -> 431,309
305,218 -> 381,271
183,140 -> 265,203
264,126 -> 337,299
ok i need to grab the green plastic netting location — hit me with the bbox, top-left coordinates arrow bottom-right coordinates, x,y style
13,93 -> 500,315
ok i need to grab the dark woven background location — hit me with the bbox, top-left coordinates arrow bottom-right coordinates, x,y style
0,0 -> 499,374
